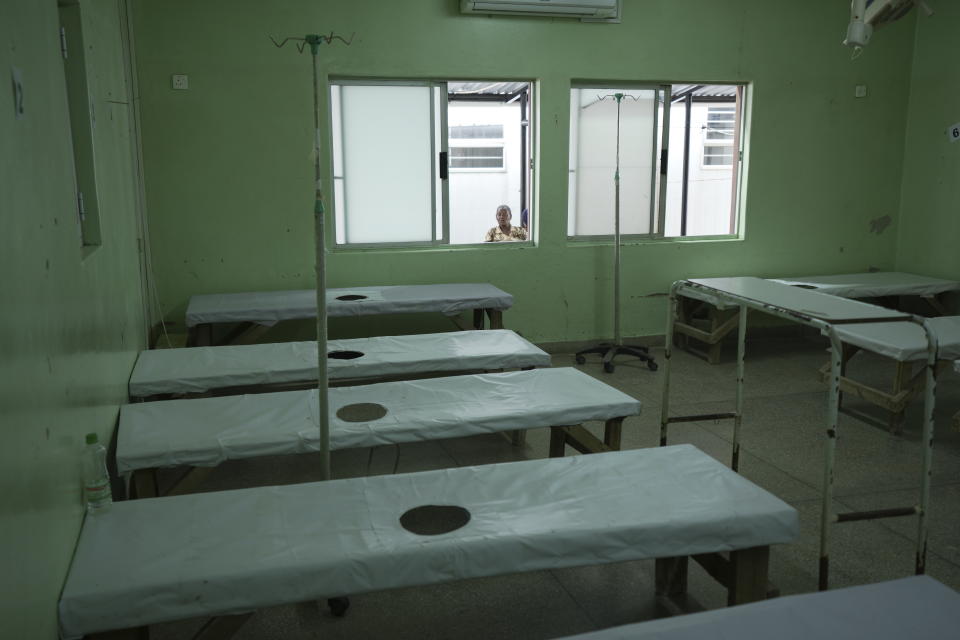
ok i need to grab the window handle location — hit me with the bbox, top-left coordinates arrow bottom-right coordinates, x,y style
439,151 -> 448,180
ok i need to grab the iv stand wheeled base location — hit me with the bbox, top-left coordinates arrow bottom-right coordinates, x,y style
576,343 -> 658,374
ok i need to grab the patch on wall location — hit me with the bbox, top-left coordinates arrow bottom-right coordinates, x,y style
869,215 -> 892,235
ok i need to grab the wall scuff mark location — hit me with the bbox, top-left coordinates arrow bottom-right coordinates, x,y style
869,215 -> 892,234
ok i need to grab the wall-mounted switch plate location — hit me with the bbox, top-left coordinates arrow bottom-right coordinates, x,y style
171,74 -> 189,90
855,85 -> 867,98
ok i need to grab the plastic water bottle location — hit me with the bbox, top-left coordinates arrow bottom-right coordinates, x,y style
82,433 -> 112,514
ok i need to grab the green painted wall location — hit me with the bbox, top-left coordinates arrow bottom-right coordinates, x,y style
0,1 -> 147,637
896,3 -> 960,282
0,3 -> 939,635
132,0 -> 917,344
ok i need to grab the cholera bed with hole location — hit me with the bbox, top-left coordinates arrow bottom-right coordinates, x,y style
186,283 -> 514,346
119,367 -> 641,498
59,445 -> 799,639
130,329 -> 551,399
556,575 -> 958,640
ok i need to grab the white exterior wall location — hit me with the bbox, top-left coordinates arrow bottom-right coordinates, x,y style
664,102 -> 736,237
448,103 -> 524,244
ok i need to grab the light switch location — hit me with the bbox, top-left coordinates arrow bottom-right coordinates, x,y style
171,74 -> 189,90
855,85 -> 867,98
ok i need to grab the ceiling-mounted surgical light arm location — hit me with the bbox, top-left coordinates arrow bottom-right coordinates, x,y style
843,0 -> 934,55
844,0 -> 872,49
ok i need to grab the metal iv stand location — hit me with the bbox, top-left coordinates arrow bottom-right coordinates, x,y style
575,93 -> 658,374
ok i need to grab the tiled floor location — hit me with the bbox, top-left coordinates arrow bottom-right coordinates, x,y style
150,331 -> 960,639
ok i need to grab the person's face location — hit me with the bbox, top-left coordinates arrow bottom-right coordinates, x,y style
496,208 -> 511,226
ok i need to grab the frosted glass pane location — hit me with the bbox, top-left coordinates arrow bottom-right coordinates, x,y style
567,90 -> 580,237
334,178 -> 345,244
434,86 -> 443,241
570,89 -> 655,236
663,101 -> 685,237
340,85 -> 433,243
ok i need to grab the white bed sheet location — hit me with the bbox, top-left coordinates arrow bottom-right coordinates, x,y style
129,330 -> 551,397
769,271 -> 960,299
59,444 -> 799,638
560,576 -> 958,640
831,316 -> 960,362
117,367 -> 641,473
185,283 -> 513,327
686,277 -> 911,322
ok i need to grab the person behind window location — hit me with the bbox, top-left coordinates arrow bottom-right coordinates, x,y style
484,205 -> 527,242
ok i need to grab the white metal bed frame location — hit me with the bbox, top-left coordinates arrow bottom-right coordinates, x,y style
659,277 -> 940,590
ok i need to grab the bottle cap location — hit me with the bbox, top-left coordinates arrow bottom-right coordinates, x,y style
85,433 -> 98,445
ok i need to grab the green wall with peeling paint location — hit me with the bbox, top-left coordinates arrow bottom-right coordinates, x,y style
0,1 -> 147,637
5,0 -> 955,636
131,0 -> 916,344
896,3 -> 960,289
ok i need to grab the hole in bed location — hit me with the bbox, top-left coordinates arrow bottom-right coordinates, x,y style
400,505 -> 471,536
336,402 -> 387,422
328,350 -> 364,360
336,294 -> 368,301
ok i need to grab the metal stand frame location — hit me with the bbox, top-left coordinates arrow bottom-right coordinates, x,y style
575,93 -> 657,374
659,279 -> 939,590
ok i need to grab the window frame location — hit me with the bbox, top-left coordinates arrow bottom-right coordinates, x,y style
329,78 -> 535,250
567,82 -> 672,243
59,0 -> 103,255
330,79 -> 442,249
567,82 -> 748,243
700,104 -> 737,170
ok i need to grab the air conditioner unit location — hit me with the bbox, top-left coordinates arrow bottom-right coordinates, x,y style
460,0 -> 619,21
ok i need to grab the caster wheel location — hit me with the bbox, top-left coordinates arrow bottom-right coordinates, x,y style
328,596 -> 350,617
575,355 -> 586,365
603,362 -> 615,374
647,361 -> 659,372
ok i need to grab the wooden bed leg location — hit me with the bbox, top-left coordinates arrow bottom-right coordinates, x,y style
655,556 -> 689,598
192,612 -> 254,640
473,309 -> 485,330
132,469 -> 159,499
549,427 -> 567,458
728,546 -> 770,605
706,341 -> 723,365
603,417 -> 624,450
193,324 -> 213,347
705,307 -> 725,365
889,361 -> 911,434
486,309 -> 503,329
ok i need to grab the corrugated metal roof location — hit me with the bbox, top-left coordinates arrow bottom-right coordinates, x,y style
448,81 -> 528,97
673,84 -> 738,98
449,82 -> 737,100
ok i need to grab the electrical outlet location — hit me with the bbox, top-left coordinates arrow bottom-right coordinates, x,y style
171,74 -> 189,90
855,84 -> 867,98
